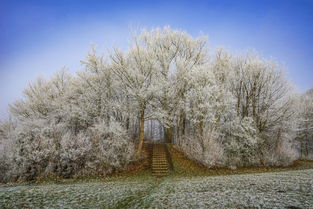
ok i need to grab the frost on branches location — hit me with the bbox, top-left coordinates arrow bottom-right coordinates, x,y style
297,88 -> 313,160
0,27 -> 305,182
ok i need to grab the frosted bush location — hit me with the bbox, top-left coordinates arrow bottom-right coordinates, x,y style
58,132 -> 93,177
0,119 -> 135,181
179,135 -> 225,168
202,137 -> 225,167
261,136 -> 298,166
8,120 -> 56,180
0,121 -> 15,182
83,120 -> 135,175
221,117 -> 261,167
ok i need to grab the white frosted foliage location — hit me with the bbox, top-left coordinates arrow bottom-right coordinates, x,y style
0,27 -> 304,181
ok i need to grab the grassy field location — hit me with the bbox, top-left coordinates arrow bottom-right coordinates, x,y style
0,169 -> 312,208
0,145 -> 313,208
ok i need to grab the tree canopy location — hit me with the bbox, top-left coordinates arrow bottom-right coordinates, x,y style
0,27 -> 306,182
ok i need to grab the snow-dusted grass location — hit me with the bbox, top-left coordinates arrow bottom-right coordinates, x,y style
1,169 -> 312,208
148,169 -> 313,208
0,178 -> 156,209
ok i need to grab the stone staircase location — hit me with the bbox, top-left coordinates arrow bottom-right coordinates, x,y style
152,144 -> 170,177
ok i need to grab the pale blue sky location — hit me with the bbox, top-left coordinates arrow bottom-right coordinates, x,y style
1,0 -> 313,118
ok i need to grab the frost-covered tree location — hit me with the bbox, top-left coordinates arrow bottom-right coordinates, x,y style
297,88 -> 313,159
178,64 -> 231,166
110,40 -> 158,154
228,53 -> 297,165
138,27 -> 208,143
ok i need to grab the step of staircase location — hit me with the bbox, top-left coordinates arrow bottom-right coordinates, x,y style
151,143 -> 170,177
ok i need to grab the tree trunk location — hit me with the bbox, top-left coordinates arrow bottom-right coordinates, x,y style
150,120 -> 153,140
199,120 -> 204,137
301,139 -> 309,160
165,127 -> 173,143
126,117 -> 130,131
137,110 -> 145,155
179,111 -> 186,138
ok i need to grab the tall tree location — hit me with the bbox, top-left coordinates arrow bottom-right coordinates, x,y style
111,41 -> 157,154
138,27 -> 208,142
